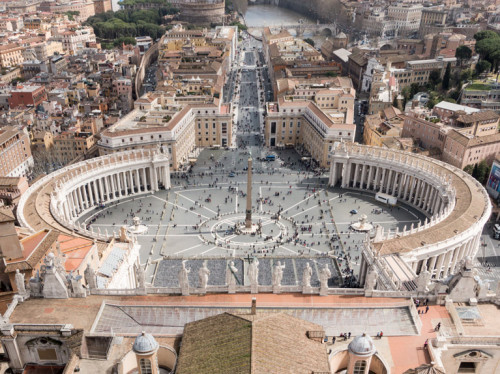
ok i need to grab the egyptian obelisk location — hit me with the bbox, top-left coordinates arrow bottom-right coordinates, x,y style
245,156 -> 252,229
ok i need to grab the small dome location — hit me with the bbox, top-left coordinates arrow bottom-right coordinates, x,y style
133,331 -> 159,354
335,32 -> 347,39
348,333 -> 376,357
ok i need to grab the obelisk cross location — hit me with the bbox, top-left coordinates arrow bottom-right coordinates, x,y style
245,155 -> 253,229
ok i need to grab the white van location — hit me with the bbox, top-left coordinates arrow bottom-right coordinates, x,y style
375,192 -> 397,206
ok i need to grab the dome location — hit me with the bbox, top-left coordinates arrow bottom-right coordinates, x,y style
335,32 -> 347,39
133,331 -> 159,354
348,333 -> 376,357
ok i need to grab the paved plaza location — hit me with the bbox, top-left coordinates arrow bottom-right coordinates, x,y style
78,155 -> 424,285
77,45 -> 426,287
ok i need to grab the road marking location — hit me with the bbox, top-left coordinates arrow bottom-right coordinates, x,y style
174,243 -> 203,255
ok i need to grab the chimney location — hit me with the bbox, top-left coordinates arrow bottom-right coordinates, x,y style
251,297 -> 256,315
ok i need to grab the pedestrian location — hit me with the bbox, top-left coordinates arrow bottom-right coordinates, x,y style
425,305 -> 429,313
332,337 -> 336,344
424,339 -> 428,349
380,331 -> 383,338
436,322 -> 441,331
348,332 -> 351,339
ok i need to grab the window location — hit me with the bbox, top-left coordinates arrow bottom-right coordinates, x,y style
353,360 -> 367,374
458,362 -> 476,373
139,358 -> 152,374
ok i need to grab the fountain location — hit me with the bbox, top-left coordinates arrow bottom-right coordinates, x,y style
350,214 -> 373,232
127,216 -> 148,235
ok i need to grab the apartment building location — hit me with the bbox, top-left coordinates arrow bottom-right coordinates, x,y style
98,95 -> 232,170
0,127 -> 34,177
265,97 -> 355,167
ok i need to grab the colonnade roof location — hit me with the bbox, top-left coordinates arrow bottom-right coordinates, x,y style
340,145 -> 490,256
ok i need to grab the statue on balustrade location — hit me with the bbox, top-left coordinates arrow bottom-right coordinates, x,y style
178,262 -> 191,294
272,261 -> 285,288
84,264 -> 97,290
15,269 -> 26,295
135,264 -> 146,289
302,262 -> 312,289
416,263 -> 431,293
198,262 -> 210,291
319,264 -> 331,290
247,258 -> 259,288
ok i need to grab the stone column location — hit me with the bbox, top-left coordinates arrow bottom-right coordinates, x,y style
330,162 -> 338,186
410,179 -> 419,205
88,183 -> 94,207
135,169 -> 140,192
163,165 -> 171,189
353,163 -> 360,188
360,164 -> 367,188
435,253 -> 446,279
110,173 -> 116,200
104,176 -> 110,201
380,168 -> 386,192
367,165 -> 374,190
404,175 -> 412,201
82,185 -> 89,209
142,168 -> 148,191
374,167 -> 380,191
116,173 -> 122,198
76,187 -> 83,212
442,250 -> 454,277
428,256 -> 438,277
448,247 -> 461,276
151,166 -> 158,192
387,170 -> 393,194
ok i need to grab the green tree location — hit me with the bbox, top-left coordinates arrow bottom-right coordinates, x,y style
455,45 -> 472,66
443,62 -> 451,90
460,69 -> 473,83
464,165 -> 474,175
474,160 -> 491,184
304,38 -> 315,47
475,37 -> 500,67
474,30 -> 500,42
429,70 -> 442,86
475,60 -> 491,76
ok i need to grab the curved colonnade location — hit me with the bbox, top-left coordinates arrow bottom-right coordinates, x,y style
17,149 -> 171,241
329,143 -> 491,281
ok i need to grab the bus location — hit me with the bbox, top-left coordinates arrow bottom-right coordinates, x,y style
266,154 -> 276,161
375,192 -> 397,206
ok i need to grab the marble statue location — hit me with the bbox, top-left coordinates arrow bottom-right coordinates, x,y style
272,261 -> 285,287
178,262 -> 191,293
198,262 -> 210,290
302,262 -> 312,288
248,258 -> 259,287
120,226 -> 132,243
319,264 -> 331,290
416,263 -> 431,293
44,252 -> 55,268
365,265 -> 378,292
135,264 -> 146,289
226,261 -> 238,287
84,264 -> 97,290
15,269 -> 26,295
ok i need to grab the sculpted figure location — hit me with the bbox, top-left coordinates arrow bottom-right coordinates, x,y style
135,264 -> 146,289
198,262 -> 210,290
248,258 -> 259,287
226,261 -> 238,287
302,262 -> 312,288
178,262 -> 191,290
416,264 -> 431,293
319,264 -> 331,290
15,269 -> 26,294
272,261 -> 285,287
